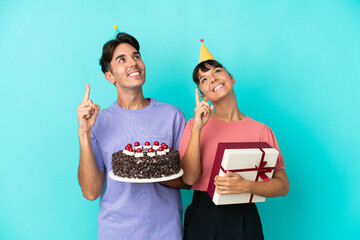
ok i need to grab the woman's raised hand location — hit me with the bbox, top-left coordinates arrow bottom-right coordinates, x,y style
193,89 -> 214,131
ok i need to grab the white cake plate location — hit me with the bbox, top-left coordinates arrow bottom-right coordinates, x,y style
109,169 -> 184,183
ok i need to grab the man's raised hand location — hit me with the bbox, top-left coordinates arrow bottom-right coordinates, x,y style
193,89 -> 214,131
77,83 -> 100,135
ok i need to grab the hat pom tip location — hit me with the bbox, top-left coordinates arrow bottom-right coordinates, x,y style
200,39 -> 204,43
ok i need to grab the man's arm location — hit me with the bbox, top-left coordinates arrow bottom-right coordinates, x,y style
78,133 -> 104,200
160,177 -> 192,189
77,83 -> 103,201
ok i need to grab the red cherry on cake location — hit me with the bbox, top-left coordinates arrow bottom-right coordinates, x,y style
128,147 -> 134,152
158,147 -> 164,151
145,141 -> 150,146
127,143 -> 132,148
154,141 -> 159,146
134,142 -> 140,147
148,148 -> 154,153
163,144 -> 168,150
136,148 -> 142,153
161,143 -> 166,147
125,146 -> 129,151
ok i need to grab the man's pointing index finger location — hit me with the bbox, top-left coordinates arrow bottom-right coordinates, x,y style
82,83 -> 90,103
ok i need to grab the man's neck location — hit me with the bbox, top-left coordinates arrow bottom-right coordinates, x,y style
116,86 -> 150,110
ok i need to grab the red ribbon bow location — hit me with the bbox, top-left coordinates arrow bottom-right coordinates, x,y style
255,160 -> 273,182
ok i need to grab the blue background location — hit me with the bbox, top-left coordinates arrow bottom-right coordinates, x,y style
1,0 -> 359,239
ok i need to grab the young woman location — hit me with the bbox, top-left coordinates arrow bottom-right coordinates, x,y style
179,59 -> 290,240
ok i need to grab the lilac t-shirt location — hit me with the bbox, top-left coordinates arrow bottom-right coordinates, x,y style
91,99 -> 185,240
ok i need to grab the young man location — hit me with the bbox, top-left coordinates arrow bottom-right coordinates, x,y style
77,32 -> 187,239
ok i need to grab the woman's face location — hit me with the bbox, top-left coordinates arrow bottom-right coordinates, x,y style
197,66 -> 235,103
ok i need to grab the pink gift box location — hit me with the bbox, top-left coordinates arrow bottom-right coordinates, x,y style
207,142 -> 279,205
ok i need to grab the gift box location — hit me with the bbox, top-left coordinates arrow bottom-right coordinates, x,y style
207,142 -> 279,205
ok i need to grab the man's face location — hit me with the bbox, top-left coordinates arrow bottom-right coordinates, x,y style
198,66 -> 235,102
106,43 -> 146,90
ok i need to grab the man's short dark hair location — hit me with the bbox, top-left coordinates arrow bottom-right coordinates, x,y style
99,32 -> 140,73
192,60 -> 229,85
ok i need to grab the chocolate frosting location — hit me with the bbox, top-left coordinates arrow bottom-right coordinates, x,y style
112,149 -> 180,179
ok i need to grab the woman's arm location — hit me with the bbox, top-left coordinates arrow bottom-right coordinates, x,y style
181,89 -> 213,186
214,169 -> 289,197
180,128 -> 202,185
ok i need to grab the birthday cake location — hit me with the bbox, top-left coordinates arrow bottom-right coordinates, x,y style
111,141 -> 181,179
